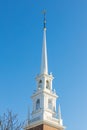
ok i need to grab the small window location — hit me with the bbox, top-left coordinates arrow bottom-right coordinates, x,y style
48,99 -> 52,110
38,80 -> 42,89
36,99 -> 40,110
39,80 -> 42,83
46,80 -> 50,89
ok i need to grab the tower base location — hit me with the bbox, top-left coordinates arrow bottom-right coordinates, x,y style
25,123 -> 64,130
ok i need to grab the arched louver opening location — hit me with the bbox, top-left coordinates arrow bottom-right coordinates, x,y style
48,99 -> 52,110
46,80 -> 50,89
36,99 -> 40,110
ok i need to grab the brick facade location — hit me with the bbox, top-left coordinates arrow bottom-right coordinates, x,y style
43,124 -> 59,130
28,124 -> 43,130
27,124 -> 61,130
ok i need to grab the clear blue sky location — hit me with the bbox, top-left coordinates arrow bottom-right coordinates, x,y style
0,0 -> 87,130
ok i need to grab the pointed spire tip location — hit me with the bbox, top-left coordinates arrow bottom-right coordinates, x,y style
41,11 -> 48,75
42,10 -> 46,29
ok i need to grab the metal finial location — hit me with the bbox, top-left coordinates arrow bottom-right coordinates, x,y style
43,10 -> 46,29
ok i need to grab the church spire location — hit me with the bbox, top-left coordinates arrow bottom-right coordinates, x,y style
58,104 -> 62,119
43,10 -> 46,29
27,107 -> 30,125
41,11 -> 48,74
58,104 -> 63,125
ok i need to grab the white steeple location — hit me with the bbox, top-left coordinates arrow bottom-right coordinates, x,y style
25,12 -> 65,130
41,11 -> 48,74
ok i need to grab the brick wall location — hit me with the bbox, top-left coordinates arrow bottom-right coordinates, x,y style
28,124 -> 43,130
43,124 -> 58,130
27,124 -> 60,130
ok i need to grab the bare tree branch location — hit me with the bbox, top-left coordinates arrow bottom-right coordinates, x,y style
0,110 -> 24,130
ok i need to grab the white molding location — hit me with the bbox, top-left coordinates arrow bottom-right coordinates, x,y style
25,120 -> 65,130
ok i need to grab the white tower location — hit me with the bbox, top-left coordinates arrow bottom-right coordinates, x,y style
25,12 -> 65,130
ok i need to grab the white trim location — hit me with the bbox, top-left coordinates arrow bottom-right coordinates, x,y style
25,120 -> 65,130
31,89 -> 58,98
